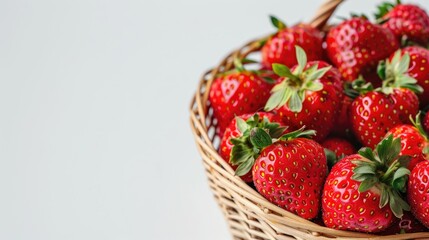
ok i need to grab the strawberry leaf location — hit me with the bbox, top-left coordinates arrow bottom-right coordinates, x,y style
272,63 -> 297,80
269,15 -> 286,30
306,66 -> 331,83
358,177 -> 378,192
353,165 -> 376,175
236,117 -> 248,134
288,91 -> 303,112
392,167 -> 410,192
380,185 -> 389,208
389,190 -> 409,218
235,157 -> 255,177
394,52 -> 410,75
264,84 -> 289,111
324,148 -> 338,170
374,2 -> 396,19
376,135 -> 401,165
295,46 -> 307,74
358,147 -> 377,162
230,144 -> 253,165
250,128 -> 272,149
262,77 -> 276,84
377,60 -> 387,80
279,126 -> 316,140
305,81 -> 324,92
233,58 -> 245,72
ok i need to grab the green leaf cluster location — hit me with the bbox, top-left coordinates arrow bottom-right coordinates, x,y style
230,114 -> 287,176
353,135 -> 411,218
264,46 -> 330,113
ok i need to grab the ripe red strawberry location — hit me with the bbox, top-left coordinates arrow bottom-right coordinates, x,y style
219,112 -> 286,182
408,161 -> 429,228
265,46 -> 343,142
394,46 -> 429,107
321,137 -> 356,158
322,135 -> 411,232
351,91 -> 400,148
209,60 -> 272,136
326,17 -> 399,83
386,114 -> 429,171
377,2 -> 429,45
381,211 -> 428,235
350,51 -> 422,148
252,128 -> 327,219
262,16 -> 324,69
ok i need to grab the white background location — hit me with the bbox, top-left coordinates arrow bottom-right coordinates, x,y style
0,0 -> 427,240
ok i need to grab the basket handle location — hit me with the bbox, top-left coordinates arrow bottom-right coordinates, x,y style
309,0 -> 344,29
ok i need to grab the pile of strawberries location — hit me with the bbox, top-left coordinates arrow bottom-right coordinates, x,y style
208,1 -> 429,234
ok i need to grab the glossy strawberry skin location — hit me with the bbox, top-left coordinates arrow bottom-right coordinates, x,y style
322,155 -> 395,232
397,46 -> 429,107
209,72 -> 271,136
408,161 -> 429,228
382,4 -> 429,45
252,138 -> 327,219
350,90 -> 418,148
262,24 -> 324,69
390,88 -> 420,125
276,61 -> 343,142
219,112 -> 283,182
321,137 -> 356,158
327,18 -> 399,83
387,125 -> 429,171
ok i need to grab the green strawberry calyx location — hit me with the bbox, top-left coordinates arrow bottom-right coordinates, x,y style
352,134 -> 411,218
230,114 -> 287,176
374,0 -> 401,20
377,50 -> 423,95
264,46 -> 331,112
270,15 -> 287,31
230,121 -> 315,176
344,77 -> 374,99
410,112 -> 429,141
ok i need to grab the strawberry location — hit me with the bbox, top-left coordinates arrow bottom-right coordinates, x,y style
376,2 -> 429,45
381,211 -> 428,235
252,128 -> 327,219
262,16 -> 324,69
264,46 -> 343,142
350,51 -> 422,148
386,113 -> 429,171
322,135 -> 411,233
209,59 -> 272,136
408,161 -> 429,228
219,112 -> 286,182
326,17 -> 399,83
321,137 -> 356,158
394,46 -> 429,107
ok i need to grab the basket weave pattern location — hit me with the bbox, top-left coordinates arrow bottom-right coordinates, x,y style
190,0 -> 429,239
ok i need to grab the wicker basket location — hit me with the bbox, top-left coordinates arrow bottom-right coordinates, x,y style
189,0 -> 429,239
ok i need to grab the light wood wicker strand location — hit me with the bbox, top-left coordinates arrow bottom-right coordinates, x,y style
189,0 -> 429,239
